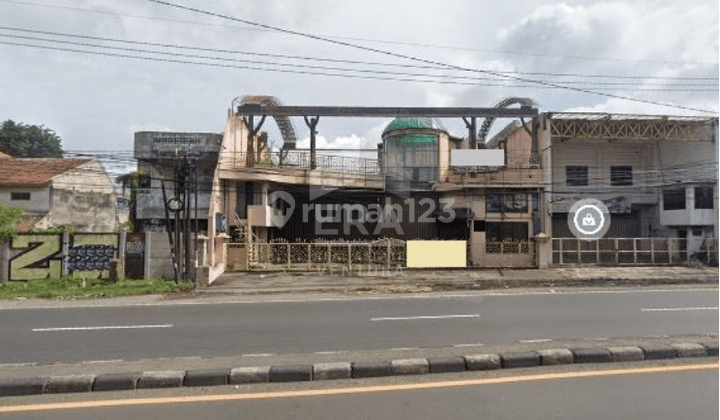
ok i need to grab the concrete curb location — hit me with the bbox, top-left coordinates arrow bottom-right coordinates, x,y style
269,365 -> 312,383
93,372 -> 140,392
137,371 -> 184,389
314,362 -> 352,380
183,369 -> 229,387
571,348 -> 612,364
391,359 -> 429,376
537,349 -> 574,366
45,375 -> 95,394
0,340 -> 717,397
428,357 -> 466,374
352,361 -> 393,379
464,354 -> 501,371
500,352 -> 540,369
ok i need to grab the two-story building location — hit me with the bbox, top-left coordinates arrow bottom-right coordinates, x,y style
540,113 -> 718,264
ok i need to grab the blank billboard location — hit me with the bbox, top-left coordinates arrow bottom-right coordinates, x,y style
406,240 -> 467,268
451,149 -> 504,166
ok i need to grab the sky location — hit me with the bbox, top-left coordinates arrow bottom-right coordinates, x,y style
0,0 -> 717,177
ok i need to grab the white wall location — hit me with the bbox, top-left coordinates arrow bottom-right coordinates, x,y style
0,186 -> 50,215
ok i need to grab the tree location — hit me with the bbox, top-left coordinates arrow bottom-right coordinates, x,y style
0,120 -> 63,158
0,204 -> 24,243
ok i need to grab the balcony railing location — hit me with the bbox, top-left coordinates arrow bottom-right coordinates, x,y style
220,151 -> 380,175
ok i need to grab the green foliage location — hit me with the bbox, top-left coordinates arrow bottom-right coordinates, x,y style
115,170 -> 150,194
0,276 -> 193,299
28,224 -> 75,234
115,170 -> 150,232
0,204 -> 24,243
0,120 -> 63,158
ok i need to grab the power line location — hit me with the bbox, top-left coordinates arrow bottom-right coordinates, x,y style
2,0 -> 716,67
1,32 -> 715,90
0,39 -> 715,93
0,25 -> 715,82
145,0 -> 719,115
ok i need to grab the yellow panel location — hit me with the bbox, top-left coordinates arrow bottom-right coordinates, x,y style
406,240 -> 467,268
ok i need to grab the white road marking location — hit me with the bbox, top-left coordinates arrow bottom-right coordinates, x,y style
314,351 -> 340,355
371,314 -> 480,321
31,324 -> 173,332
82,359 -> 125,364
453,343 -> 485,347
584,337 -> 609,341
641,307 -> 719,312
389,347 -> 420,351
519,339 -> 553,343
0,362 -> 39,368
242,353 -> 275,357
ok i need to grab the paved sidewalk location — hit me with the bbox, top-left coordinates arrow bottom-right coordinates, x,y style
207,266 -> 719,295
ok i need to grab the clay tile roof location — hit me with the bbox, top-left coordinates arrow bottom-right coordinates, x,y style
12,216 -> 44,233
0,158 -> 91,186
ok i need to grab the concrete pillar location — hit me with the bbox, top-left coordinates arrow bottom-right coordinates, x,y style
534,233 -> 551,268
197,234 -> 209,266
0,240 -> 9,283
261,182 -> 269,206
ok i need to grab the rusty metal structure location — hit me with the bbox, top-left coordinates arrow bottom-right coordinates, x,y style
548,113 -> 716,141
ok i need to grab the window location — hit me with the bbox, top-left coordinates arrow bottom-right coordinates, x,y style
486,222 -> 528,242
663,189 -> 686,210
10,192 -> 30,200
566,166 -> 588,186
610,166 -> 633,186
695,186 -> 714,209
486,192 -> 528,213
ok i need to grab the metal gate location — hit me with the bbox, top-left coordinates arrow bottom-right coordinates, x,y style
124,233 -> 145,279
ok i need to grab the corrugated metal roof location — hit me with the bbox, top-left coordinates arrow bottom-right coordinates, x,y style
0,158 -> 91,186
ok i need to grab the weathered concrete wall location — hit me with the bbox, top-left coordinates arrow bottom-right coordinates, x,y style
550,140 -> 657,213
49,188 -> 117,232
134,132 -> 221,222
46,161 -> 119,232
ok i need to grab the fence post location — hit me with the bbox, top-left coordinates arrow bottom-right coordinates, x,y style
596,239 -> 599,264
651,238 -> 655,264
61,232 -> 70,277
633,239 -> 637,265
387,241 -> 391,268
287,242 -> 291,269
307,243 -> 311,269
558,239 -> 563,265
348,243 -> 352,271
615,239 -> 619,265
577,238 -> 581,264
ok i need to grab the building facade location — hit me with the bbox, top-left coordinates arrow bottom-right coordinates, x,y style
0,157 -> 118,232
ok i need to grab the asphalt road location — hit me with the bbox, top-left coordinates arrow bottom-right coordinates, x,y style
1,363 -> 716,419
0,287 -> 717,365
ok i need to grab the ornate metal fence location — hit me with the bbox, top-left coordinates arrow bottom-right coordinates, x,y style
252,239 -> 406,270
486,240 -> 533,254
